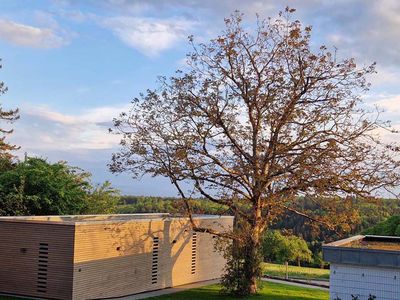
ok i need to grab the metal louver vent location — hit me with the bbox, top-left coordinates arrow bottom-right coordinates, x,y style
191,232 -> 197,274
151,237 -> 159,284
37,243 -> 49,293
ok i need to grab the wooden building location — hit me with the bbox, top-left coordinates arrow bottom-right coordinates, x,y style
0,214 -> 233,300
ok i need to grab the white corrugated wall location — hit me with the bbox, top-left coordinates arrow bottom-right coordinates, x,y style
330,263 -> 400,300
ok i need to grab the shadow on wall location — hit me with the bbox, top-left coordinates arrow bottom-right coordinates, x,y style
72,216 -> 222,299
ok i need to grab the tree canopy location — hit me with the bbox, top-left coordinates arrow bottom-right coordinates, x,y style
0,157 -> 119,216
364,215 -> 400,236
111,8 -> 400,295
0,59 -> 19,160
262,230 -> 312,266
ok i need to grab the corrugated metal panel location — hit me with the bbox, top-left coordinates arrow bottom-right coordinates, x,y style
330,263 -> 400,300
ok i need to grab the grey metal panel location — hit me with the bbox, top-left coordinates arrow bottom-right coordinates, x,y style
324,248 -> 400,268
322,248 -> 341,262
341,249 -> 360,264
359,251 -> 378,266
377,252 -> 398,267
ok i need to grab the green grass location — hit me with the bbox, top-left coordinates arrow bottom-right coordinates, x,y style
262,263 -> 330,281
148,282 -> 328,300
0,282 -> 328,300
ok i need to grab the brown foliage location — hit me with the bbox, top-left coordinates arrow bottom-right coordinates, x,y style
111,8 -> 400,294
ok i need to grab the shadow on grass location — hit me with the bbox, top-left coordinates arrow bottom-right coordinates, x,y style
149,282 -> 329,300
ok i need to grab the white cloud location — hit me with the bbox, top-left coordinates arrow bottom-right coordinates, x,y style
371,123 -> 400,147
33,11 -> 60,28
11,104 -> 128,152
369,68 -> 400,88
300,0 -> 400,66
102,16 -> 195,56
374,95 -> 400,116
0,19 -> 69,48
362,94 -> 400,145
51,0 -> 400,64
93,0 -> 276,17
58,9 -> 88,23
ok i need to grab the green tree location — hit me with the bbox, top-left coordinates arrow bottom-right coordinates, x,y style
0,59 -> 19,160
84,181 -> 120,214
288,235 -> 313,266
312,251 -> 327,268
117,196 -> 228,215
0,157 -> 90,215
262,230 -> 312,266
262,230 -> 285,262
0,157 -> 120,216
111,8 -> 400,295
364,215 -> 400,236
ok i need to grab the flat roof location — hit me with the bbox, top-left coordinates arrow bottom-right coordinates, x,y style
0,213 -> 233,225
323,235 -> 400,268
325,235 -> 400,251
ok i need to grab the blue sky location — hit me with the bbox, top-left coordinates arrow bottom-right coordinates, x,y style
1,0 -> 400,196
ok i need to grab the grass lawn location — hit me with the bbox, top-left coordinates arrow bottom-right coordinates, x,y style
262,263 -> 330,281
148,282 -> 329,300
0,281 -> 329,300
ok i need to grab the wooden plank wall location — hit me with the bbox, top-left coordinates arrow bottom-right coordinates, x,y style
72,217 -> 233,300
0,221 -> 75,300
0,216 -> 232,300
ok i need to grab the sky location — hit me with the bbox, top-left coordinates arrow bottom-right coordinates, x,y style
0,0 -> 399,196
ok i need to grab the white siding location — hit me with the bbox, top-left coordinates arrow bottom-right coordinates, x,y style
330,263 -> 400,300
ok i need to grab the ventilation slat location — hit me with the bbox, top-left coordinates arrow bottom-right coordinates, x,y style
191,233 -> 197,274
151,237 -> 159,284
37,243 -> 48,293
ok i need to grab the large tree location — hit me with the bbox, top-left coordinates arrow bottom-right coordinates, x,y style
0,59 -> 19,160
111,9 -> 400,295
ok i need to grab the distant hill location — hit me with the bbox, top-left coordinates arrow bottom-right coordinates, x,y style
117,195 -> 229,215
364,215 -> 400,236
116,195 -> 400,241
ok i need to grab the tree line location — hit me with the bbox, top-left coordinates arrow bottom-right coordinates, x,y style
116,194 -> 400,267
118,195 -> 400,236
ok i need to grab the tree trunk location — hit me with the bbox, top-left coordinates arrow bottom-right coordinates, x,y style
242,221 -> 263,294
